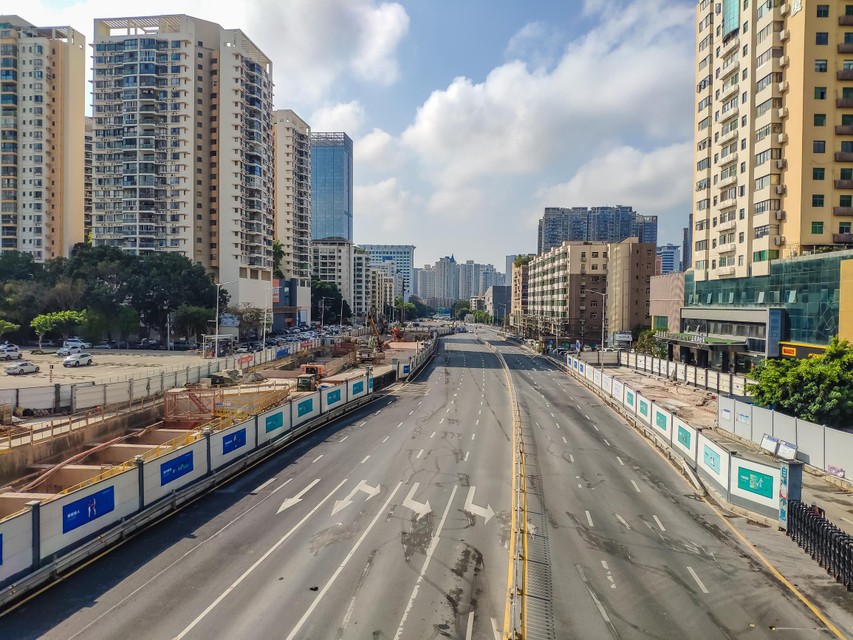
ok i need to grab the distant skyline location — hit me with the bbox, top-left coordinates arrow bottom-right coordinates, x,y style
27,0 -> 696,266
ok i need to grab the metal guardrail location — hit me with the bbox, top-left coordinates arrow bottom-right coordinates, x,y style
787,500 -> 853,591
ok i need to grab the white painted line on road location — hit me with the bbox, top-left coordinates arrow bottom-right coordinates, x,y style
439,418 -> 445,424
616,456 -> 625,466
555,422 -> 560,429
374,410 -> 381,416
175,478 -> 349,640
271,478 -> 293,494
394,485 -> 459,640
576,404 -> 582,410
615,513 -> 631,530
418,401 -> 422,406
361,455 -> 370,464
340,436 -> 348,443
480,400 -> 484,405
446,408 -> 450,413
585,414 -> 590,420
312,455 -> 324,464
287,482 -> 404,640
601,560 -> 609,570
687,566 -> 709,594
550,412 -> 555,418
585,510 -> 594,527
576,564 -> 616,633
631,480 -> 641,493
562,436 -> 567,444
569,454 -> 574,462
653,515 -> 666,532
464,451 -> 470,462
382,436 -> 390,443
491,618 -> 500,640
471,433 -> 476,440
359,422 -> 367,427
592,424 -> 599,431
409,410 -> 414,415
476,419 -> 480,425
603,438 -> 611,447
430,431 -> 436,439
252,477 -> 276,493
478,409 -> 482,415
416,448 -> 424,459
397,421 -> 403,428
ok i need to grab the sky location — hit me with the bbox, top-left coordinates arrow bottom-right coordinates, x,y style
24,0 -> 698,271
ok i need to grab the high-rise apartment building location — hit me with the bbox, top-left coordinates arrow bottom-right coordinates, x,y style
352,246 -> 370,320
433,255 -> 459,304
692,0 -> 853,281
84,116 -> 93,241
311,238 -> 352,307
360,244 -> 415,299
537,206 -> 657,254
0,16 -> 85,260
91,15 -> 274,306
311,131 -> 352,242
510,255 -> 532,331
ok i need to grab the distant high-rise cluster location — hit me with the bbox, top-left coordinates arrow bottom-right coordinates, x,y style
537,206 -> 658,254
416,255 -> 502,307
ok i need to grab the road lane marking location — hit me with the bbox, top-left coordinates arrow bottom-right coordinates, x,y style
361,455 -> 370,464
576,404 -> 582,410
466,611 -> 475,640
631,480 -> 641,493
286,482 -> 404,640
340,436 -> 348,443
312,455 -> 324,464
382,436 -> 389,443
175,478 -> 349,640
569,454 -> 574,462
464,451 -> 470,462
585,510 -> 594,527
615,513 -> 631,530
585,414 -> 590,420
592,424 -> 599,431
416,448 -> 424,459
397,422 -> 404,428
393,485 -> 459,640
430,431 -> 436,438
653,515 -> 666,532
616,456 -> 625,466
555,422 -> 560,429
409,410 -> 414,415
478,409 -> 481,414
252,477 -> 276,493
374,410 -> 381,416
471,433 -> 476,440
359,421 -> 367,427
550,412 -> 555,418
418,401 -> 422,406
603,439 -> 611,447
476,419 -> 480,425
576,564 -> 617,634
440,418 -> 444,424
687,566 -> 709,594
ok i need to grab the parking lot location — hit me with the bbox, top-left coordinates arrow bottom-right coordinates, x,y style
0,348 -> 212,390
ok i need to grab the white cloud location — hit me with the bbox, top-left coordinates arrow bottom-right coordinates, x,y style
355,128 -> 405,174
354,178 -> 419,236
505,21 -> 563,70
309,101 -> 366,135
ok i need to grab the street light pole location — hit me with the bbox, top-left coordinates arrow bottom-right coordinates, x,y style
214,281 -> 232,356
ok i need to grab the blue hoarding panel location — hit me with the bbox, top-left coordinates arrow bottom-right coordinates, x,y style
297,398 -> 314,417
327,388 -> 341,405
161,451 -> 194,486
265,411 -> 284,433
223,428 -> 247,454
62,486 -> 115,534
352,381 -> 364,395
403,365 -> 410,374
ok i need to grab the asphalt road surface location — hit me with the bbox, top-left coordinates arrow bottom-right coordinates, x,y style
0,330 -> 842,639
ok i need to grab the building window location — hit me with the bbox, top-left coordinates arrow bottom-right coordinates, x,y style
815,87 -> 827,99
815,60 -> 828,72
817,5 -> 829,17
814,140 -> 826,153
840,222 -> 852,233
812,221 -> 825,234
813,195 -> 826,207
816,33 -> 829,45
814,114 -> 827,126
814,168 -> 826,180
842,195 -> 853,207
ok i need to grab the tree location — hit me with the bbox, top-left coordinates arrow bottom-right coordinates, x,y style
30,310 -> 87,349
174,305 -> 214,344
226,303 -> 264,342
0,319 -> 19,340
748,337 -> 853,427
633,329 -> 667,357
311,280 -> 351,324
456,307 -> 470,320
272,240 -> 285,279
115,306 -> 140,347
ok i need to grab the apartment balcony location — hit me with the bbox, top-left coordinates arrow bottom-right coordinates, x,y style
719,151 -> 738,166
719,36 -> 739,59
717,219 -> 737,232
718,174 -> 737,189
775,158 -> 787,169
835,152 -> 853,162
838,98 -> 853,108
841,15 -> 853,26
835,180 -> 853,189
777,132 -> 788,144
719,60 -> 740,81
717,266 -> 736,277
833,206 -> 853,216
838,70 -> 853,81
837,125 -> 853,135
719,82 -> 738,102
718,196 -> 737,210
718,242 -> 737,254
718,128 -> 738,146
833,233 -> 853,243
839,43 -> 853,54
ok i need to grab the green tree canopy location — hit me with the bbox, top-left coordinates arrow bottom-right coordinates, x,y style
175,305 -> 214,343
748,337 -> 853,427
0,319 -> 20,338
311,280 -> 351,324
633,329 -> 667,357
31,310 -> 87,348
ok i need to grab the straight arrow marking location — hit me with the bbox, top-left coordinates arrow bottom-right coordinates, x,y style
277,478 -> 322,514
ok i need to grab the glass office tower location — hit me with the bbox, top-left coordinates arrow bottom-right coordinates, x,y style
310,132 -> 352,241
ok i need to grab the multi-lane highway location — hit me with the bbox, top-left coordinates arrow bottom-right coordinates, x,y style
0,329 -> 841,639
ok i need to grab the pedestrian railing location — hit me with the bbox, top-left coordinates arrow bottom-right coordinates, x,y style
787,500 -> 853,591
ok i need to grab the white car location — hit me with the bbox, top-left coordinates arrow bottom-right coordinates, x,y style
0,345 -> 21,360
57,345 -> 83,356
93,342 -> 113,349
63,352 -> 93,367
4,360 -> 38,375
64,338 -> 92,349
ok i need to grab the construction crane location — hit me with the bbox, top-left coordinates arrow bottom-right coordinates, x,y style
367,312 -> 384,353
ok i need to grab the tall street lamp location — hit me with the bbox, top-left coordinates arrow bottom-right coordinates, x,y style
214,281 -> 232,356
320,296 -> 331,332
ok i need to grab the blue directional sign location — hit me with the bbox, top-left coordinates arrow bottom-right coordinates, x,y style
161,451 -> 194,486
63,486 -> 115,534
327,388 -> 341,406
223,428 -> 246,454
265,411 -> 284,433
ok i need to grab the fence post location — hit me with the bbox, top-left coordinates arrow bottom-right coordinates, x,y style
203,426 -> 212,476
135,455 -> 145,511
27,500 -> 41,569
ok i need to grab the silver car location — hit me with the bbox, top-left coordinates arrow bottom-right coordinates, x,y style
4,360 -> 38,375
63,352 -> 93,367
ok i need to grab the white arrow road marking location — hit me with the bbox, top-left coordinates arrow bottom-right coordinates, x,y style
332,480 -> 382,516
402,481 -> 432,519
277,478 -> 321,514
464,486 -> 495,524
585,510 -> 594,527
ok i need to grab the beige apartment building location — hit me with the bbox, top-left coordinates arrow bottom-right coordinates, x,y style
509,256 -> 531,331
0,16 -> 85,260
91,15 -> 274,306
693,1 -> 853,281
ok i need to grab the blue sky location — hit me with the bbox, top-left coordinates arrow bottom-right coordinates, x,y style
26,0 -> 697,271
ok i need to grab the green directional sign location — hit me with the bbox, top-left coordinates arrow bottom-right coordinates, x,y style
737,467 -> 773,499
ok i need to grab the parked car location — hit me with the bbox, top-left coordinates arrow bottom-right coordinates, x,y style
64,338 -> 92,349
4,360 -> 38,375
0,344 -> 21,360
93,342 -> 113,349
138,338 -> 161,350
63,352 -> 93,367
170,341 -> 196,351
57,345 -> 83,356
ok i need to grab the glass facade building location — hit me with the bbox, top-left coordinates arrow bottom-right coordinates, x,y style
310,132 -> 352,242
